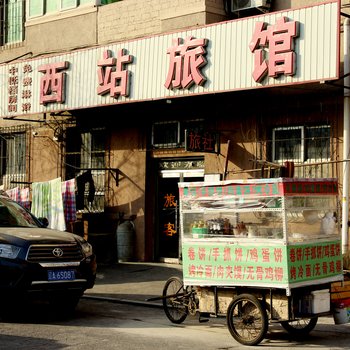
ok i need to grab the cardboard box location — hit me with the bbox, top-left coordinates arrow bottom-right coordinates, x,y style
331,280 -> 350,292
331,280 -> 350,301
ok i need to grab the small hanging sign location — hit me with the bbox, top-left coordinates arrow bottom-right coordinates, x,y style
185,129 -> 220,154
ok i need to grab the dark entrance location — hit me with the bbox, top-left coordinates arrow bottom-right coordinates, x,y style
156,164 -> 204,262
158,177 -> 180,260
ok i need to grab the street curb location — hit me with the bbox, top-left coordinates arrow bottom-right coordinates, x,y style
82,294 -> 163,308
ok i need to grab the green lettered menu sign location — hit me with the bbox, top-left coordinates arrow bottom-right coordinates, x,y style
182,240 -> 342,288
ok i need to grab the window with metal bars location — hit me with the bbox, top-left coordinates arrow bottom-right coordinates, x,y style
272,125 -> 331,178
152,119 -> 205,149
65,127 -> 105,213
0,0 -> 25,46
0,131 -> 26,188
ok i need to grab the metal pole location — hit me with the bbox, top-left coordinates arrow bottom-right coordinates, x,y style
223,140 -> 230,180
342,18 -> 350,254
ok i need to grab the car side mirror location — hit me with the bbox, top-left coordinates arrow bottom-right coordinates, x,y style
38,217 -> 49,228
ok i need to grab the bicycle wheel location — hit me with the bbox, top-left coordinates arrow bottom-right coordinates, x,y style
280,317 -> 318,335
226,293 -> 268,346
162,276 -> 188,324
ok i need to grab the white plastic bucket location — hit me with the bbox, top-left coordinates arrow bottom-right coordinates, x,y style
333,307 -> 348,324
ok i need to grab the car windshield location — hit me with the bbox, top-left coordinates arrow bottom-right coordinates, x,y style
0,197 -> 39,228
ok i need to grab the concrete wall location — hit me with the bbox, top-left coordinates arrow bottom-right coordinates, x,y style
0,5 -> 98,64
31,128 -> 63,183
106,125 -> 147,261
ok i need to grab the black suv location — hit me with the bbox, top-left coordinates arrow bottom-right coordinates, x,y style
0,194 -> 96,316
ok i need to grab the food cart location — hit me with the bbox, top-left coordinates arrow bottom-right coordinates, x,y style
161,177 -> 344,346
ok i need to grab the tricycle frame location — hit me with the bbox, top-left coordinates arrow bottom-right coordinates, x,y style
161,276 -> 334,346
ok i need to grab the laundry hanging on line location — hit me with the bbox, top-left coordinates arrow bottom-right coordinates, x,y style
5,187 -> 31,210
31,177 -> 66,231
61,178 -> 77,224
76,170 -> 95,210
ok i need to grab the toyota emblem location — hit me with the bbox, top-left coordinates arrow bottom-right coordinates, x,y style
52,247 -> 63,257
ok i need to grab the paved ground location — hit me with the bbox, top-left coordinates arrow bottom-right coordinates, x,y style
82,262 -> 350,338
83,262 -> 183,307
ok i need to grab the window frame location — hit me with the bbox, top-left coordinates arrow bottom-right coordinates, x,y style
151,121 -> 181,148
272,126 -> 304,163
305,125 -> 331,162
59,0 -> 78,11
27,0 -> 44,18
1,0 -> 25,45
272,124 -> 331,164
0,131 -> 26,187
65,127 -> 106,213
151,119 -> 205,149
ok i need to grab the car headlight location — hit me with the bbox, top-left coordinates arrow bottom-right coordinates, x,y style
0,244 -> 21,259
81,241 -> 93,257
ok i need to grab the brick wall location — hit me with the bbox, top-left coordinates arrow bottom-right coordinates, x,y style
97,0 -> 227,44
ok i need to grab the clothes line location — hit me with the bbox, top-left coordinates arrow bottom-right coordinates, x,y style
5,177 -> 77,232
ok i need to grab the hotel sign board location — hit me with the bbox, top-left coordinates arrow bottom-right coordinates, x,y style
0,1 -> 339,118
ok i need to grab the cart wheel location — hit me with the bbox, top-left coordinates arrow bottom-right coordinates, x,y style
162,276 -> 188,324
226,293 -> 268,346
280,317 -> 318,335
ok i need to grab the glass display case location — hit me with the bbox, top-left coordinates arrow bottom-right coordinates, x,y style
178,178 -> 342,293
179,178 -> 339,242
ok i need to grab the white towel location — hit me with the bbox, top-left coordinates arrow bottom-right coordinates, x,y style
32,177 -> 66,231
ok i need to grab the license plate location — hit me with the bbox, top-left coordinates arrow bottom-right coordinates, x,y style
48,270 -> 75,281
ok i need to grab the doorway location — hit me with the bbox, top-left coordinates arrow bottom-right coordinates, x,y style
157,167 -> 204,263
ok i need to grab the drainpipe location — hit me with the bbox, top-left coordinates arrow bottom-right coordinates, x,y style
342,18 -> 350,254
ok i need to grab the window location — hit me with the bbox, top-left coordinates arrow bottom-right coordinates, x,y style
272,125 -> 331,177
0,0 -> 25,46
152,121 -> 180,148
272,126 -> 303,162
65,127 -> 105,213
306,125 -> 331,161
152,119 -> 204,149
0,131 -> 26,188
27,0 -> 94,19
60,0 -> 78,10
101,0 -> 120,4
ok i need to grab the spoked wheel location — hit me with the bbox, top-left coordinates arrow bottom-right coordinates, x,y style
226,293 -> 268,346
162,276 -> 188,324
280,317 -> 318,335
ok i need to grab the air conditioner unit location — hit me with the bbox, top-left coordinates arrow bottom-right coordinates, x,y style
230,0 -> 271,13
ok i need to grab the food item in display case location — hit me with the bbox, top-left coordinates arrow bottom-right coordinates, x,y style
233,221 -> 247,236
302,210 -> 320,224
191,220 -> 208,236
191,218 -> 234,236
207,218 -> 231,235
321,212 -> 336,235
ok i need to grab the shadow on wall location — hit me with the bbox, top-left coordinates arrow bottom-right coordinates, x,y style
227,142 -> 257,177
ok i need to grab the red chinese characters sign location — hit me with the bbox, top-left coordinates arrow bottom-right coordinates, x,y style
38,61 -> 69,105
164,36 -> 208,90
34,21 -> 299,108
182,241 -> 342,287
185,129 -> 220,154
97,49 -> 133,98
163,193 -> 177,237
8,64 -> 33,113
249,16 -> 299,83
8,66 -> 18,112
179,179 -> 338,201
0,2 -> 338,118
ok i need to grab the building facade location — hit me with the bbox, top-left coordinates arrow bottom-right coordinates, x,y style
0,0 -> 347,263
